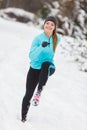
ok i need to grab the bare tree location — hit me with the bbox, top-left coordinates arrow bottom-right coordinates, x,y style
0,0 -> 10,8
6,0 -> 10,7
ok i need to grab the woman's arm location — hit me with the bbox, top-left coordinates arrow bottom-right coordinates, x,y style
29,37 -> 42,60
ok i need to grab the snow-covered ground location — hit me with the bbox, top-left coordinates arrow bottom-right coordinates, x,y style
0,17 -> 87,130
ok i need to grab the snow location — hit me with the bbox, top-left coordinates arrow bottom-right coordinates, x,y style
0,17 -> 87,130
0,8 -> 35,22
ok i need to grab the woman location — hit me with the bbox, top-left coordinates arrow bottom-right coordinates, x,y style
21,16 -> 61,122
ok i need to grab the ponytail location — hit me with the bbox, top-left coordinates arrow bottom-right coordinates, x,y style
52,28 -> 58,52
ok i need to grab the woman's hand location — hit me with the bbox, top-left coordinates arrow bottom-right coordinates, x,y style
42,41 -> 50,47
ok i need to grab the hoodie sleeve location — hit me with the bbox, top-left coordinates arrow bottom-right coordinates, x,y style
58,35 -> 61,44
29,36 -> 42,60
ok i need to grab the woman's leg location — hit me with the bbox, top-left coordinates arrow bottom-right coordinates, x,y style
21,67 -> 40,121
38,62 -> 52,91
32,62 -> 55,106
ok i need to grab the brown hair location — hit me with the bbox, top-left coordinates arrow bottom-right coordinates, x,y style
52,28 -> 58,52
44,16 -> 58,52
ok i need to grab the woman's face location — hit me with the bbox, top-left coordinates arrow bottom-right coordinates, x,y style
44,21 -> 55,35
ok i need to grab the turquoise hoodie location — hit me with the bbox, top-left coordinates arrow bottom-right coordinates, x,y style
29,32 -> 61,69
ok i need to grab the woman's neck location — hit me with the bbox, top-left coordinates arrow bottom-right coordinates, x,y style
44,31 -> 52,38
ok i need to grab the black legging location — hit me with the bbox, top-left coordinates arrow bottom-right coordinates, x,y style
21,62 -> 52,120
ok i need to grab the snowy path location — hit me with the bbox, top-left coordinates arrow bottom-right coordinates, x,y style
0,18 -> 87,130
